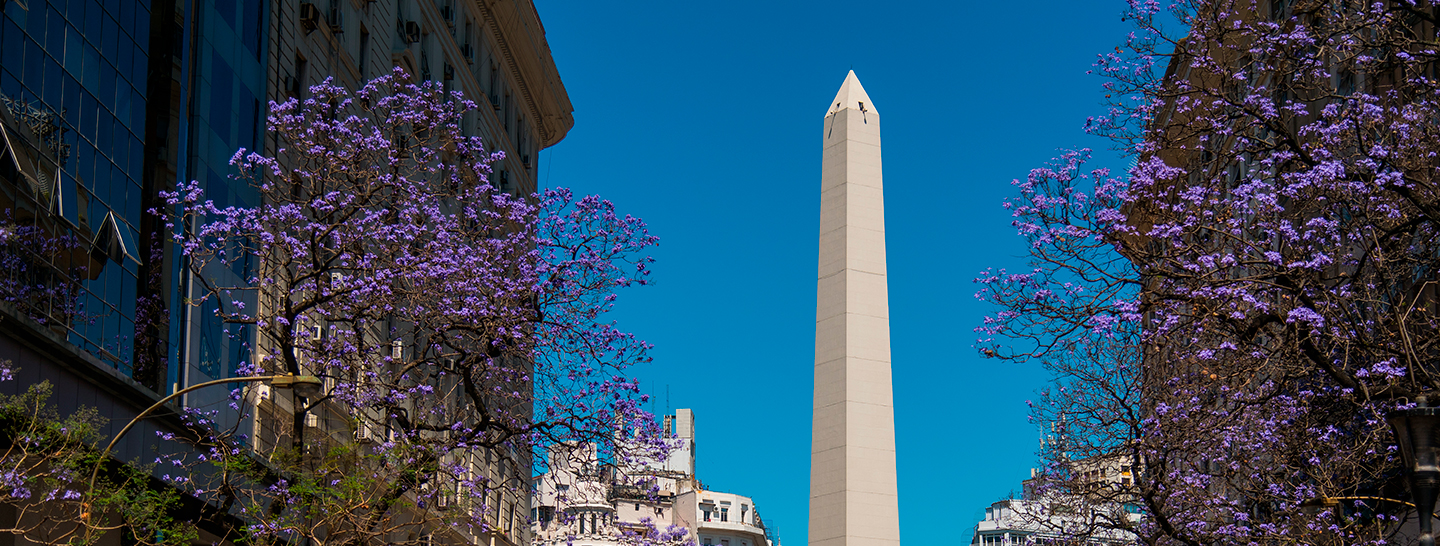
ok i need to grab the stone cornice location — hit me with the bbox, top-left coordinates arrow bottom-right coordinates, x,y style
476,0 -> 575,148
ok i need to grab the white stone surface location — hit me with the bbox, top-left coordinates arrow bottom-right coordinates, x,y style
810,71 -> 900,546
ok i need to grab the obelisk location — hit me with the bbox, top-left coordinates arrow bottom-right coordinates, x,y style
810,71 -> 900,546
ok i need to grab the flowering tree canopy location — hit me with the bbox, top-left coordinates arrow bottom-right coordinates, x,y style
154,71 -> 676,546
978,0 -> 1440,544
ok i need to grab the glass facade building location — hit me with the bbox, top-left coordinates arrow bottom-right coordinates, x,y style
0,0 -> 267,398
1,0 -> 157,387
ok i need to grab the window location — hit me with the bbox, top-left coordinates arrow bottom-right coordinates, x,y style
293,54 -> 308,98
741,503 -> 748,522
720,507 -> 728,522
722,540 -> 729,546
703,540 -> 712,546
358,27 -> 369,79
703,508 -> 711,522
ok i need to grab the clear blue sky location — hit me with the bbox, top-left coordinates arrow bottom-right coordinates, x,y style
533,1 -> 1132,543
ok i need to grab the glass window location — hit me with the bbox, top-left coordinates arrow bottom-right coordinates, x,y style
1,68 -> 18,99
23,38 -> 43,94
82,41 -> 98,91
42,54 -> 61,107
26,4 -> 47,42
130,88 -> 143,133
129,43 -> 144,87
79,90 -> 96,142
2,19 -> 23,76
134,4 -> 148,42
114,35 -> 131,85
117,0 -> 132,40
63,23 -> 82,77
101,13 -> 117,66
99,62 -> 115,113
5,2 -> 29,31
114,82 -> 129,128
44,6 -> 62,54
84,0 -> 103,45
242,0 -> 261,59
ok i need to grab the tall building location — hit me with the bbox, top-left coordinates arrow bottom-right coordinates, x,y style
250,3 -> 574,545
810,70 -> 901,546
0,0 -> 572,544
532,409 -> 778,546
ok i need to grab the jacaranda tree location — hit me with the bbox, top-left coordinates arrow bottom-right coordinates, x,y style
978,0 -> 1440,544
155,70 -> 678,546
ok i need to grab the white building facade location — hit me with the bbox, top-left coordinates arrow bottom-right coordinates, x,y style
532,409 -> 777,546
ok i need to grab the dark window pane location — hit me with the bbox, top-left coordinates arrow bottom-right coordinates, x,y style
62,71 -> 79,128
22,38 -> 42,94
115,35 -> 131,84
114,83 -> 129,130
78,140 -> 95,189
134,5 -> 148,44
84,0 -> 102,42
117,0 -> 132,41
82,41 -> 98,91
79,89 -> 95,143
214,0 -> 235,29
130,88 -> 143,133
101,13 -> 117,64
28,5 -> 48,45
131,47 -> 145,94
2,20 -> 23,81
45,7 -> 63,57
42,53 -> 61,108
242,0 -> 261,59
96,111 -> 111,157
5,2 -> 29,32
238,96 -> 256,150
98,60 -> 115,112
128,135 -> 140,176
0,67 -> 19,99
209,49 -> 233,142
63,24 -> 80,77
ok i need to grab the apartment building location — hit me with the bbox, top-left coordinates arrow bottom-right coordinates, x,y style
532,409 -> 778,546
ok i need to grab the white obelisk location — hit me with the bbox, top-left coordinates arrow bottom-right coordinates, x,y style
810,71 -> 900,546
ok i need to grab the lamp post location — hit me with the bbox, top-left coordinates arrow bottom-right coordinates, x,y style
1389,396 -> 1440,546
80,374 -> 323,533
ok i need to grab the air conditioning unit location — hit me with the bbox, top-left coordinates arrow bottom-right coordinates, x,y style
460,44 -> 473,62
355,424 -> 376,443
311,325 -> 323,340
327,1 -> 344,33
404,21 -> 422,44
299,3 -> 321,32
391,339 -> 403,359
489,92 -> 500,109
305,412 -> 321,428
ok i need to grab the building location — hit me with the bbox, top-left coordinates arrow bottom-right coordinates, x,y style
970,469 -> 1138,546
532,409 -> 778,546
0,0 -> 573,544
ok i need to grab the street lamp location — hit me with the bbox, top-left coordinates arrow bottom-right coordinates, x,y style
1389,397 -> 1440,546
81,374 -> 323,531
